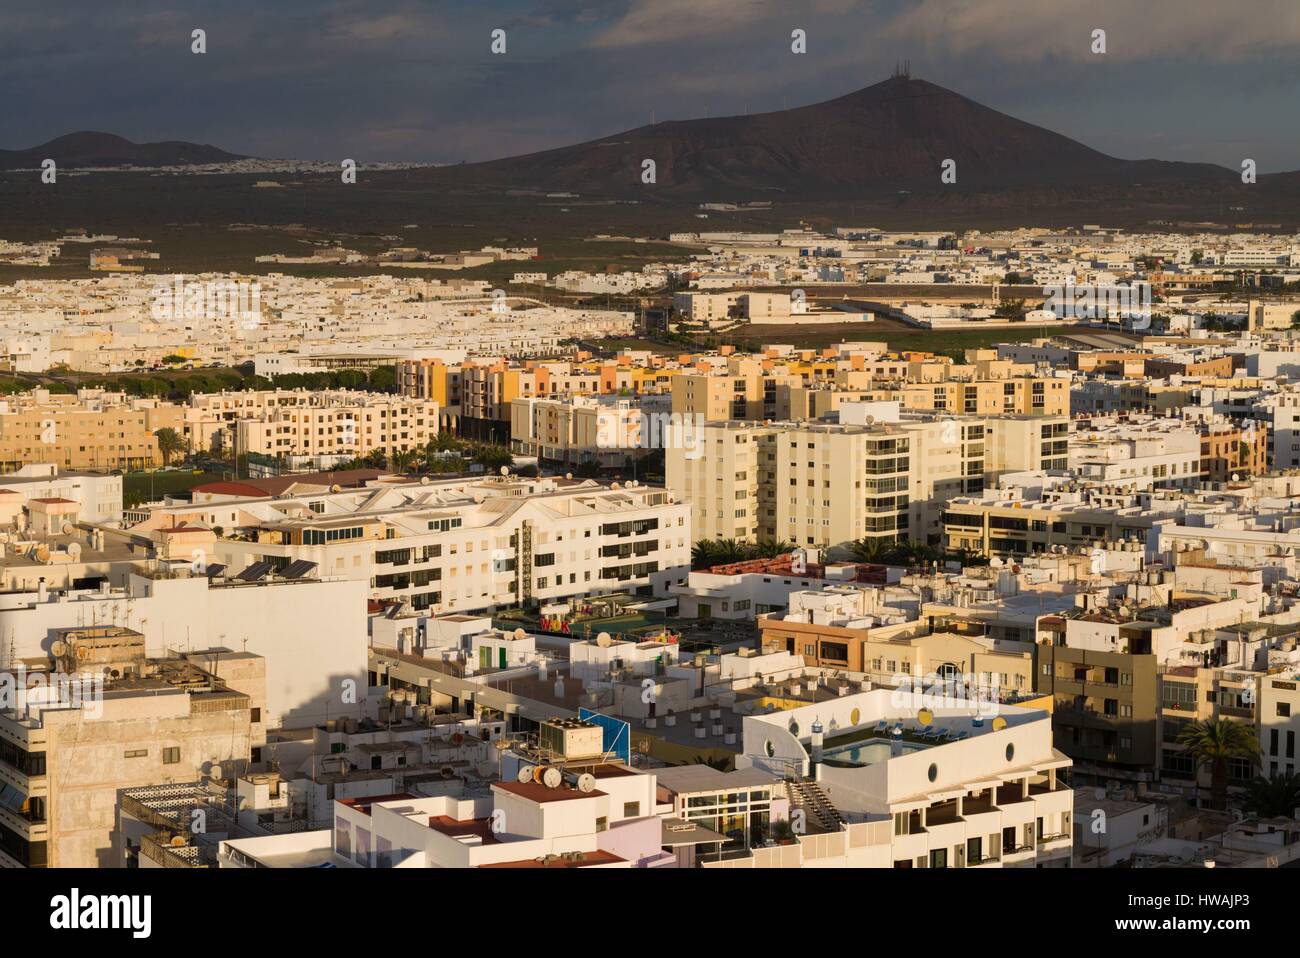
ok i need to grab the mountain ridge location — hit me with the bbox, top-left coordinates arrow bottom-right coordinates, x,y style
0,131 -> 245,169
421,75 -> 1244,198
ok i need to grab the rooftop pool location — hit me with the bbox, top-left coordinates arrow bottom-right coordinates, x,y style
820,737 -> 927,768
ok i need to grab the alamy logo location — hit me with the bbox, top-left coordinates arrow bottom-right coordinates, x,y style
889,672 -> 1003,719
1042,281 -> 1151,326
150,275 -> 262,327
596,411 -> 706,460
49,889 -> 151,938
0,665 -> 104,720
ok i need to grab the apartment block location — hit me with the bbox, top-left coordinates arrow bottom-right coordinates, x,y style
668,413 -> 1069,551
127,474 -> 691,612
0,390 -> 183,472
0,629 -> 259,868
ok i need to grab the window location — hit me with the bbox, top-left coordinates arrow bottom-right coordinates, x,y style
623,801 -> 641,818
162,747 -> 181,765
1279,702 -> 1292,718
251,708 -> 261,723
124,749 -> 148,759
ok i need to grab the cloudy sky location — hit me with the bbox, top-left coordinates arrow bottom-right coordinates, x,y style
3,0 -> 1299,170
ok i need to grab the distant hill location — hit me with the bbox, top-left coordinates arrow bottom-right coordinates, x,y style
424,75 -> 1238,198
0,132 -> 246,169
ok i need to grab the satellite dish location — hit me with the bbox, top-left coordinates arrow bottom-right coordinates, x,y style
517,765 -> 535,783
577,773 -> 597,793
991,716 -> 1008,732
532,765 -> 547,785
500,465 -> 509,477
543,767 -> 563,789
50,639 -> 68,658
917,708 -> 934,727
596,632 -> 612,647
513,627 -> 526,640
169,835 -> 187,847
209,764 -> 224,780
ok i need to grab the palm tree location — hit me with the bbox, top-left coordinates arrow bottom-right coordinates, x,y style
849,536 -> 887,564
688,754 -> 732,771
1243,774 -> 1300,819
389,449 -> 415,475
754,537 -> 794,559
691,539 -> 720,570
711,538 -> 750,566
363,448 -> 388,469
154,427 -> 183,466
1177,718 -> 1261,810
691,538 -> 751,570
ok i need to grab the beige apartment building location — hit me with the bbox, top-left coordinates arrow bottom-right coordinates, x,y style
668,413 -> 1068,551
0,391 -> 184,473
230,393 -> 438,460
670,368 -> 801,423
898,377 -> 1069,417
0,627 -> 260,868
509,394 -> 652,467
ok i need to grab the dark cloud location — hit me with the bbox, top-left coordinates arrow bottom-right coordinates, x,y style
0,1 -> 1297,170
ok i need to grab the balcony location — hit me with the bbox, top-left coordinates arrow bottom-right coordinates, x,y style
995,784 -> 1031,806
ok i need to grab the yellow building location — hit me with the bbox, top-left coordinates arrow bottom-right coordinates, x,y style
0,390 -> 183,472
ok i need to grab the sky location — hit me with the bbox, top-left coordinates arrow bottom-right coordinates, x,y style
2,0 -> 1299,171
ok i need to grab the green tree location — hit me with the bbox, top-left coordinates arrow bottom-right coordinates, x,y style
1177,719 -> 1261,810
389,449 -> 415,475
1243,774 -> 1300,819
367,366 -> 397,392
154,427 -> 183,466
691,539 -> 721,570
472,444 -> 513,471
754,537 -> 794,559
849,537 -> 889,564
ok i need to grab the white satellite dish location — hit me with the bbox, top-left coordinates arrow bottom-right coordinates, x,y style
596,632 -> 612,647
50,639 -> 68,658
500,465 -> 510,477
577,773 -> 597,793
517,765 -> 535,784
209,764 -> 224,780
513,627 -> 526,640
542,767 -> 563,789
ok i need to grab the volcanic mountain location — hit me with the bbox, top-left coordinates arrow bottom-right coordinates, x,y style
0,131 -> 245,169
430,75 -> 1237,199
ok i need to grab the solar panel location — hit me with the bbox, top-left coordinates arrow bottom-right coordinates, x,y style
280,560 -> 318,580
235,561 -> 273,582
203,563 -> 227,579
